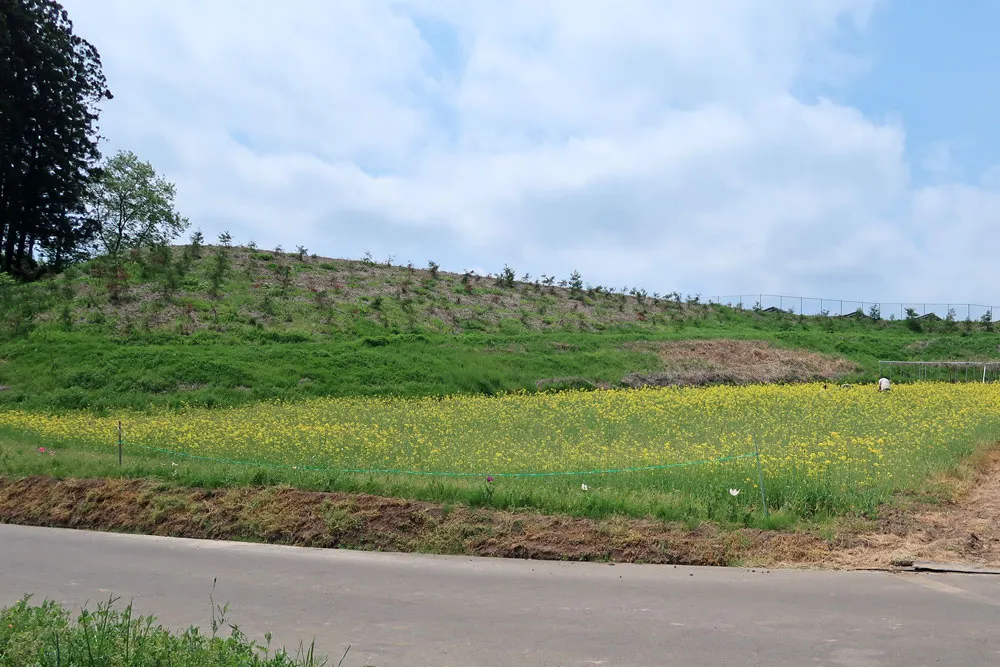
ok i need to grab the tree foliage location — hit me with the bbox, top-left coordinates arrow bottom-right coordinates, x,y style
90,150 -> 188,257
0,0 -> 112,277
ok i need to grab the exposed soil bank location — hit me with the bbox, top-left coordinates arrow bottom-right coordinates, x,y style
3,458 -> 998,569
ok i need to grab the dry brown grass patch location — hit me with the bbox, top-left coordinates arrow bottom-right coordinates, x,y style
622,339 -> 858,388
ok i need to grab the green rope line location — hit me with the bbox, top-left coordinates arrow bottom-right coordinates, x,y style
125,441 -> 758,478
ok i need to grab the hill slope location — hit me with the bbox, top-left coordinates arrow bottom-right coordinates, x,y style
2,243 -> 999,411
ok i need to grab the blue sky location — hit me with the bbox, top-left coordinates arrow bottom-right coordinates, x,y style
61,0 -> 1000,304
846,1 -> 1000,185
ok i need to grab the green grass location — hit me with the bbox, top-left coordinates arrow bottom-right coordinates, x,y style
4,383 -> 998,526
0,428 -> 769,526
6,325 -> 1000,413
0,595 -> 344,667
0,330 -> 663,411
2,244 -> 999,412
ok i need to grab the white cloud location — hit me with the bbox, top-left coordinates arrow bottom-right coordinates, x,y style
61,0 -> 999,303
906,184 -> 1000,303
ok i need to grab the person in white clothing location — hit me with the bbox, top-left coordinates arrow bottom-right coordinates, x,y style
878,377 -> 891,392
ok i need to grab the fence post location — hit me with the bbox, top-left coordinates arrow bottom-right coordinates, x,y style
753,434 -> 769,518
117,420 -> 123,466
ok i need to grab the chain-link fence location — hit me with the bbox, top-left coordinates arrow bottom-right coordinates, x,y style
709,294 -> 996,321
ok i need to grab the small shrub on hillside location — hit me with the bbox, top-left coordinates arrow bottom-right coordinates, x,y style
209,249 -> 231,298
569,270 -> 583,294
95,259 -> 130,304
261,293 -> 276,316
276,264 -> 293,293
59,304 -> 73,330
132,249 -> 154,281
189,230 -> 204,258
944,307 -> 957,332
428,260 -> 440,279
58,272 -> 75,300
148,243 -> 171,267
159,267 -> 181,300
499,265 -> 516,288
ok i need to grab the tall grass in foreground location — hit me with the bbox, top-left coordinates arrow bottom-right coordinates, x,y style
0,595 -> 348,666
3,382 -> 999,523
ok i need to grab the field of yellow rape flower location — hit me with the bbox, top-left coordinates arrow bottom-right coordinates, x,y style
2,382 -> 999,523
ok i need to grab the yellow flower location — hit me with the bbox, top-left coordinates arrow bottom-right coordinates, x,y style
3,382 -> 998,515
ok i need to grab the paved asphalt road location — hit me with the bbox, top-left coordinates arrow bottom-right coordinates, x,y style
1,525 -> 1000,666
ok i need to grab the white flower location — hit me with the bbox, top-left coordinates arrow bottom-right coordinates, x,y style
581,483 -> 589,491
729,488 -> 741,496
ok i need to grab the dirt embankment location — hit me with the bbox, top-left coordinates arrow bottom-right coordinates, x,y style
0,476 -> 822,566
820,448 -> 1000,569
622,339 -> 858,388
2,451 -> 999,569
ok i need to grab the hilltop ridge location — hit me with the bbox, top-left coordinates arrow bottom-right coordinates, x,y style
1,242 -> 998,411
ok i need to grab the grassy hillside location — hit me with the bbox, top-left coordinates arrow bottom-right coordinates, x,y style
2,242 -> 999,411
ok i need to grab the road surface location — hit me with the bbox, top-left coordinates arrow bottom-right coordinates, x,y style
1,524 -> 999,666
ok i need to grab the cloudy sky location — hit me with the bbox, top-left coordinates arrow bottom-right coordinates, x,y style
61,0 -> 1000,305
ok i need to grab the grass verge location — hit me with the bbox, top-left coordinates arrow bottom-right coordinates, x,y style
0,595 -> 337,666
6,456 -> 1000,570
3,440 -> 1000,570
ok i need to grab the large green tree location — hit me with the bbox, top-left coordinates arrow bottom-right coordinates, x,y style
0,0 -> 111,277
90,150 -> 189,258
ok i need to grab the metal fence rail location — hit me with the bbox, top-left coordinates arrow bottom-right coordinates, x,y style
708,294 -> 997,321
878,361 -> 1000,383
